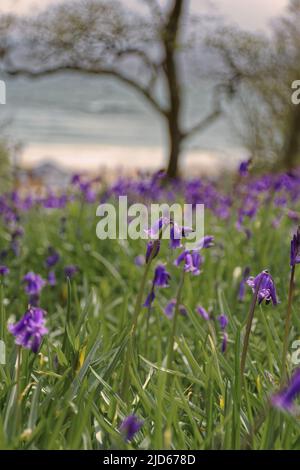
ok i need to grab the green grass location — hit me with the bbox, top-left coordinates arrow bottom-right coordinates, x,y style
0,191 -> 299,450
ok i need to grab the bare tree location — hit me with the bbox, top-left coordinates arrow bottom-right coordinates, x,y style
0,0 -> 226,178
209,0 -> 300,171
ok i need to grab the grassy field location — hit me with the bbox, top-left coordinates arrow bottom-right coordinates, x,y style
0,169 -> 300,450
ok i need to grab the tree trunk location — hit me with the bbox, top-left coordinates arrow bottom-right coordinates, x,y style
164,0 -> 184,179
166,116 -> 182,178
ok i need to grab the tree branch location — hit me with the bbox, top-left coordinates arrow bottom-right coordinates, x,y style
182,108 -> 222,140
116,47 -> 158,72
5,64 -> 168,115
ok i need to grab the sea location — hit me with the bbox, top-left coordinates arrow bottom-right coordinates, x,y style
0,72 -> 245,174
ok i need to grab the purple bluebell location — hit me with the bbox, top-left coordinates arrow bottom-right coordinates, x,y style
247,270 -> 278,305
48,271 -> 56,287
175,250 -> 202,276
153,264 -> 170,288
238,159 -> 251,177
23,272 -> 46,296
144,265 -> 170,309
134,255 -> 145,266
290,226 -> 300,267
218,314 -> 228,330
164,299 -> 177,318
146,217 -> 192,249
0,265 -> 9,276
71,173 -> 82,185
143,290 -> 155,308
8,307 -> 48,353
64,265 -> 78,279
197,235 -> 214,249
272,368 -> 300,412
119,414 -> 143,442
164,299 -> 187,318
145,240 -> 160,264
196,306 -> 210,321
146,217 -> 169,238
169,222 -> 193,249
221,332 -> 228,353
45,247 -> 60,268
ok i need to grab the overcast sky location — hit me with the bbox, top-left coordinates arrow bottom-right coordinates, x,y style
0,0 -> 288,30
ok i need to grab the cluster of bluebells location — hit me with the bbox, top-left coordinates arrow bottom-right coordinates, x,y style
71,174 -> 100,203
1,167 -> 300,241
143,214 -> 214,313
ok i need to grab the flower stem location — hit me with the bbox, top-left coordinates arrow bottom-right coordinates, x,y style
280,265 -> 295,385
0,281 -> 5,342
240,277 -> 262,376
15,346 -> 22,434
62,277 -> 72,353
131,261 -> 152,337
166,269 -> 185,387
121,240 -> 159,401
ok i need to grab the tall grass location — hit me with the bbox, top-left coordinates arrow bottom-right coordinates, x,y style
0,177 -> 299,450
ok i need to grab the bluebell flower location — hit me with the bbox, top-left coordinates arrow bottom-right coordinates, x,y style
119,414 -> 143,442
153,264 -> 170,288
146,217 -> 169,238
134,255 -> 145,266
143,290 -> 155,308
196,235 -> 214,249
175,250 -> 202,276
144,265 -> 170,309
48,271 -> 56,287
8,307 -> 48,353
164,299 -> 187,318
64,265 -> 78,279
45,247 -> 60,268
146,217 -> 192,249
0,265 -> 9,277
247,270 -> 278,305
290,226 -> 300,267
238,159 -> 251,177
145,240 -> 160,264
221,332 -> 228,353
218,314 -> 229,331
196,306 -> 210,321
272,368 -> 300,413
23,272 -> 46,296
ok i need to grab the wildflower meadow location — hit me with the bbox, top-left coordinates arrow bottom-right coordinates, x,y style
1,166 -> 300,451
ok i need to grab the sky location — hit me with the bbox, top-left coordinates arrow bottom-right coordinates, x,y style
0,0 -> 289,30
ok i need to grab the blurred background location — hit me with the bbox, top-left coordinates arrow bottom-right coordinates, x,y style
0,0 -> 299,184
